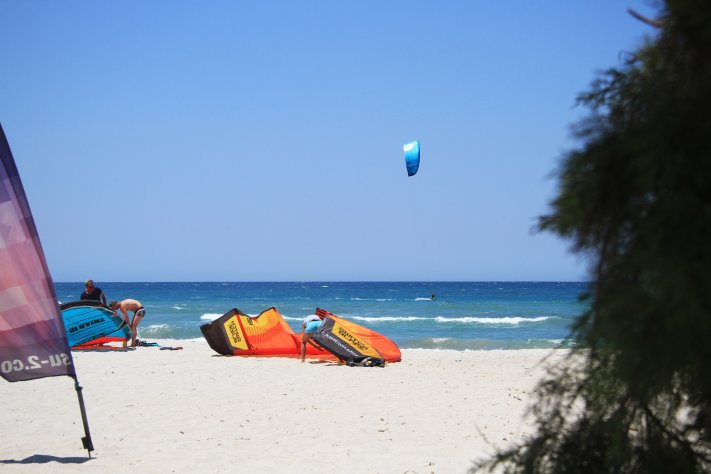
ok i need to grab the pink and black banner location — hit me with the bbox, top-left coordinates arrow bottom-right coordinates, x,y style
0,124 -> 75,382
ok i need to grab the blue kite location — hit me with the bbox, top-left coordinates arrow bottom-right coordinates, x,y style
403,140 -> 420,176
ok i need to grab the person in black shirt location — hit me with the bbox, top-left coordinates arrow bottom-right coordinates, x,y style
80,279 -> 107,306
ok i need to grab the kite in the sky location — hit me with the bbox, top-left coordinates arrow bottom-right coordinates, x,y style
403,140 -> 420,176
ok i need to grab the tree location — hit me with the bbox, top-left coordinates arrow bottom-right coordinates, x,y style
474,1 -> 711,472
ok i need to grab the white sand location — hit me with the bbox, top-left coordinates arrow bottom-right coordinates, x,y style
1,341 -> 568,473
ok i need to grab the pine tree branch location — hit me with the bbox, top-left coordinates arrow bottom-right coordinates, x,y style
627,8 -> 664,28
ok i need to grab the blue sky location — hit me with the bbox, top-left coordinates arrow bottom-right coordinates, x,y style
1,1 -> 654,281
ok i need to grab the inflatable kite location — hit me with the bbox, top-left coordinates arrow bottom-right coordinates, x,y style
60,301 -> 131,348
201,307 -> 401,363
403,140 -> 420,176
309,308 -> 401,366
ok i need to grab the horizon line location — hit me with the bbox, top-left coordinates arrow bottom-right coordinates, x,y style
55,280 -> 590,284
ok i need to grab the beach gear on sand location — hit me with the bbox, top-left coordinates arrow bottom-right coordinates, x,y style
73,340 -> 182,351
347,356 -> 385,368
60,300 -> 132,348
200,307 -> 401,363
135,339 -> 160,347
308,308 -> 396,366
71,345 -> 136,352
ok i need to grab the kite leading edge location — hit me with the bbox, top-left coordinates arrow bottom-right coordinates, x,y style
403,140 -> 420,176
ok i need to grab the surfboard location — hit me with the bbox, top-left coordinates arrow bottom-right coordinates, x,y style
60,301 -> 132,347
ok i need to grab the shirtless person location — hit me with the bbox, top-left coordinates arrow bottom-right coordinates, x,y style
109,299 -> 146,347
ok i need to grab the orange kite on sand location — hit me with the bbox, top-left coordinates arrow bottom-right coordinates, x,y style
200,307 -> 401,364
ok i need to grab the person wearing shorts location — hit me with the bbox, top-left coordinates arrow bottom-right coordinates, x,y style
300,314 -> 323,362
109,298 -> 146,347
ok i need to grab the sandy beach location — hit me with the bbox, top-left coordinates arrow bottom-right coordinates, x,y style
1,341 -> 568,473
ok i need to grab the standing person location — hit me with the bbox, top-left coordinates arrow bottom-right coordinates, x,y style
81,279 -> 107,306
300,314 -> 323,363
109,299 -> 146,347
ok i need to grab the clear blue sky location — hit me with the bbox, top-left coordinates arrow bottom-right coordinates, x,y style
1,1 -> 654,282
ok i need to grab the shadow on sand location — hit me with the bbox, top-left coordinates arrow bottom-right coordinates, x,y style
0,454 -> 92,465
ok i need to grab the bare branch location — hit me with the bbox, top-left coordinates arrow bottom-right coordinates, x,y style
627,8 -> 664,28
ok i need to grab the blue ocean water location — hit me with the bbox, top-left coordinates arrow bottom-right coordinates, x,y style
55,282 -> 588,350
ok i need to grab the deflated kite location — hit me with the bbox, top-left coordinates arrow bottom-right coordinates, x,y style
200,307 -> 401,363
60,301 -> 131,348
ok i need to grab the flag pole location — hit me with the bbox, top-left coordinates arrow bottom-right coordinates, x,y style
73,376 -> 94,457
1,122 -> 95,458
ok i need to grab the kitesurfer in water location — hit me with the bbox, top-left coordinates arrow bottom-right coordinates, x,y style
81,279 -> 108,305
109,298 -> 146,347
300,314 -> 323,362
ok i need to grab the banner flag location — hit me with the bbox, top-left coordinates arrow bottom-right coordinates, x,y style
0,123 -> 76,382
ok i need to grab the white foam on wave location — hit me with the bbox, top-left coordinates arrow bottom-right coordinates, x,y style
200,313 -> 222,321
406,348 -> 463,353
172,306 -> 183,310
282,314 -> 317,321
201,312 -> 264,321
348,297 -> 394,302
414,297 -> 432,301
351,316 -> 428,322
435,316 -> 552,325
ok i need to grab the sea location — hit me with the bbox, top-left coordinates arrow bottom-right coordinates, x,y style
55,282 -> 589,351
